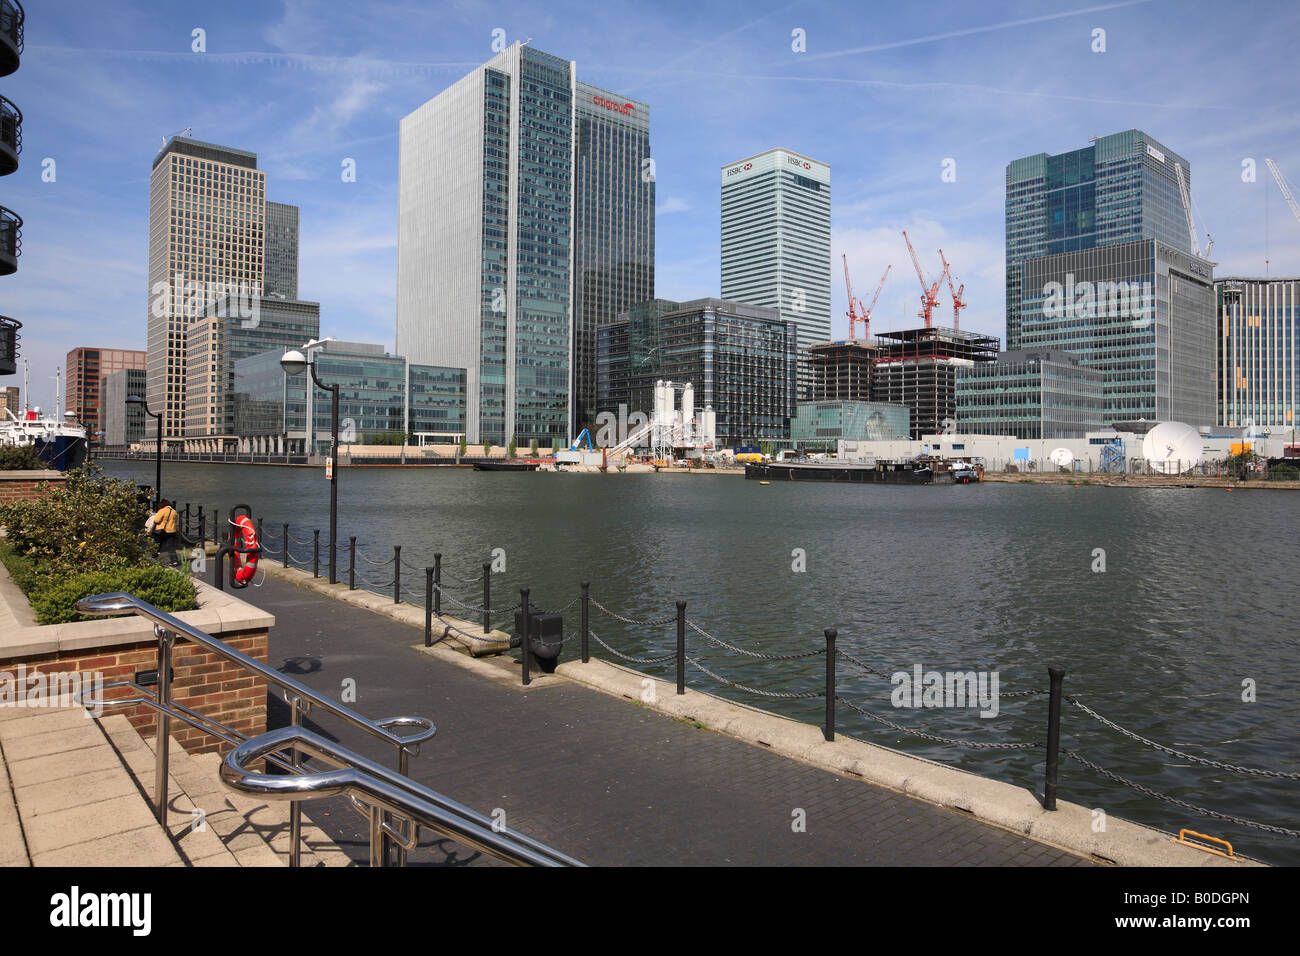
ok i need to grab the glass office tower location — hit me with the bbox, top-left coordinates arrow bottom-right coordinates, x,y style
397,43 -> 653,446
1005,130 -> 1192,351
1217,277 -> 1300,429
571,80 -> 654,435
720,148 -> 831,396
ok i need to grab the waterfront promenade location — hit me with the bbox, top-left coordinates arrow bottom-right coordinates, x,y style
246,572 -> 1088,866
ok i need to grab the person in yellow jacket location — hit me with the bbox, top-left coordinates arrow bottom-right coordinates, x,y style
145,499 -> 180,566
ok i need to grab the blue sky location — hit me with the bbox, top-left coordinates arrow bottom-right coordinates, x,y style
7,0 -> 1300,411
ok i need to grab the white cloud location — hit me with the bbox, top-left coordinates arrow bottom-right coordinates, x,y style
656,197 -> 691,215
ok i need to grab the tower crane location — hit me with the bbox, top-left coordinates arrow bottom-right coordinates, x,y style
842,254 -> 863,340
1173,162 -> 1214,259
902,230 -> 942,328
861,264 -> 890,340
1265,159 -> 1300,232
938,249 -> 965,330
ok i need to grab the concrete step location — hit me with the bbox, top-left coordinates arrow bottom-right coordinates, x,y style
102,715 -> 353,867
0,705 -> 185,867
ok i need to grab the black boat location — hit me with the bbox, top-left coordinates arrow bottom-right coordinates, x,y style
746,458 -> 940,484
473,461 -> 539,472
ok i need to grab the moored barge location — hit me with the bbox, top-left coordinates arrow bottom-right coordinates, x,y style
745,457 -> 982,484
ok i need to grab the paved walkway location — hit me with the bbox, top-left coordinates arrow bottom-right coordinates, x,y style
247,574 -> 1088,866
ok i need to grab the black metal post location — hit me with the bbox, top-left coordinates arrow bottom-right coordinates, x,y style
676,600 -> 686,695
257,517 -> 263,546
823,628 -> 837,742
349,537 -> 356,590
520,588 -> 532,686
394,546 -> 401,604
183,503 -> 191,535
327,381 -> 339,585
197,508 -> 205,549
282,523 -> 289,568
482,562 -> 491,634
580,581 -> 590,663
1044,666 -> 1066,811
313,530 -> 320,579
153,410 -> 162,510
433,554 -> 441,616
424,568 -> 434,647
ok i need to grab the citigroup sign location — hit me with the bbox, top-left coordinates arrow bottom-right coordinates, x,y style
593,95 -> 634,115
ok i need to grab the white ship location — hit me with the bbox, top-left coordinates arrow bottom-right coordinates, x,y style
1,407 -> 88,470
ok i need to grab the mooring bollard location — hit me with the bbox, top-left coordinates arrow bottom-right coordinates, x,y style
676,600 -> 687,695
580,581 -> 590,663
482,562 -> 491,634
1044,666 -> 1066,810
393,546 -> 401,604
349,537 -> 356,590
520,588 -> 532,686
424,568 -> 434,647
433,554 -> 442,616
313,530 -> 320,579
823,628 -> 837,742
282,523 -> 289,568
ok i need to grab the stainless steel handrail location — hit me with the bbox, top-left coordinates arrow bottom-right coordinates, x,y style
223,725 -> 584,867
74,590 -> 437,866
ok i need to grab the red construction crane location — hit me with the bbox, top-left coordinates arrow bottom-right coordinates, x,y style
938,249 -> 965,330
902,230 -> 942,328
842,254 -> 864,339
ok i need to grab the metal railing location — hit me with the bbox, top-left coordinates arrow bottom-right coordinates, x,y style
222,725 -> 582,867
73,590 -> 441,867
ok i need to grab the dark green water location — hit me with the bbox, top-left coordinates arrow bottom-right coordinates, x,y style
102,459 -> 1300,865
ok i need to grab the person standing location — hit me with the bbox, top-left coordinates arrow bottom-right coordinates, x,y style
145,499 -> 180,567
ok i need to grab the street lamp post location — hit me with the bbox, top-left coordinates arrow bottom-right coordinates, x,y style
281,348 -> 340,584
126,395 -> 162,509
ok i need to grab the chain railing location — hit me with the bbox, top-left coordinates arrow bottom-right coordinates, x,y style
181,503 -> 1298,848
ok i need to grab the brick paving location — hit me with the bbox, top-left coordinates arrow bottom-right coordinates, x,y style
247,574 -> 1090,866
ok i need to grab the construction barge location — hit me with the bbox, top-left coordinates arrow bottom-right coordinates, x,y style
745,457 -> 981,485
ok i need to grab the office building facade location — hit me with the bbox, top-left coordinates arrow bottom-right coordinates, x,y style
1216,277 -> 1299,429
956,348 -> 1105,439
65,347 -> 146,444
264,201 -> 300,300
147,138 -> 268,440
234,340 -> 466,452
1006,130 -> 1193,351
102,367 -> 148,446
870,327 -> 1001,438
721,148 -> 831,395
184,295 -> 320,437
1,385 -> 17,417
397,43 -> 653,447
1016,238 -> 1216,424
792,400 -> 911,447
597,298 -> 797,446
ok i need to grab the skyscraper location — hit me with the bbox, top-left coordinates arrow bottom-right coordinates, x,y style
1005,129 -> 1192,350
264,201 -> 299,299
147,138 -> 267,440
396,43 -> 654,445
571,80 -> 654,434
720,148 -> 831,396
1216,277 -> 1299,429
66,347 -> 146,444
1005,130 -> 1216,425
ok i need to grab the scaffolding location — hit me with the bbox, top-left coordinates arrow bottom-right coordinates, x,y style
870,326 -> 1000,438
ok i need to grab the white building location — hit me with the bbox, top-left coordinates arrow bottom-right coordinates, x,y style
396,42 -> 653,445
721,148 -> 831,396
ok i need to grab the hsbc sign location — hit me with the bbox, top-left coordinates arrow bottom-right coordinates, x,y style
726,162 -> 754,178
786,155 -> 812,170
593,95 -> 634,115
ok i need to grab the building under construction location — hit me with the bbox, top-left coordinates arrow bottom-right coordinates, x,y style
809,328 -> 999,438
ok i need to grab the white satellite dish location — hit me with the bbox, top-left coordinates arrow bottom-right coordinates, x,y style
1141,421 -> 1202,474
1049,447 -> 1073,468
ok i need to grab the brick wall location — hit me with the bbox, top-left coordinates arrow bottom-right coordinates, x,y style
0,472 -> 66,504
9,630 -> 268,755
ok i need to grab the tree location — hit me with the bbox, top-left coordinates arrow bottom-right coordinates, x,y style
508,433 -> 517,458
530,437 -> 539,456
458,435 -> 468,458
483,438 -> 493,457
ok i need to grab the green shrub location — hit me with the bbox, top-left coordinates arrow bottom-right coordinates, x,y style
0,464 -> 151,575
482,439 -> 493,456
508,433 -> 517,457
0,445 -> 45,470
530,438 -> 539,456
458,436 -> 468,457
26,564 -> 197,625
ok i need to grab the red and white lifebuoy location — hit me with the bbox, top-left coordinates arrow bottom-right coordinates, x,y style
231,514 -> 260,586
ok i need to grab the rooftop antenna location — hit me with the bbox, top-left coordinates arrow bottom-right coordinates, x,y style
521,37 -> 533,46
160,126 -> 192,150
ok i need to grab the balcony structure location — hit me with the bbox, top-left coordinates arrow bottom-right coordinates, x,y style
0,1 -> 22,77
0,94 -> 19,175
0,315 -> 18,376
0,205 -> 20,275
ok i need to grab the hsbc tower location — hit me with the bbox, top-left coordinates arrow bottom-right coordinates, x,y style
720,148 -> 831,398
